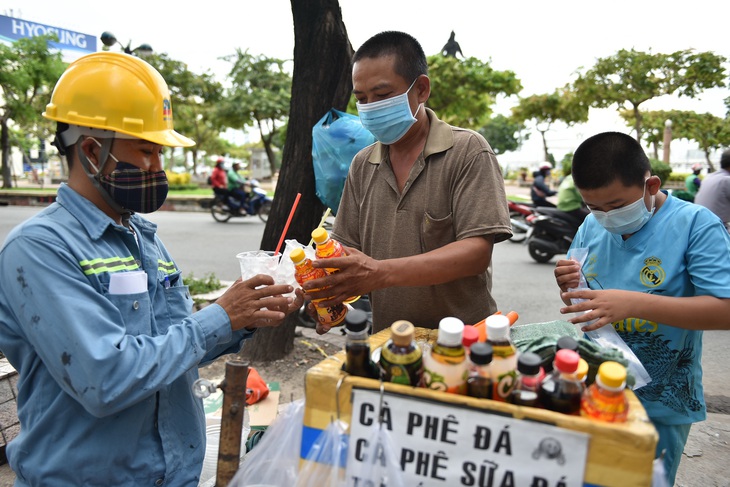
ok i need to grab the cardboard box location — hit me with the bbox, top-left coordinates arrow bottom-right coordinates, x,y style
302,327 -> 657,487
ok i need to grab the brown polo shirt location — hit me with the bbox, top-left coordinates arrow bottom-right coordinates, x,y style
332,108 -> 512,332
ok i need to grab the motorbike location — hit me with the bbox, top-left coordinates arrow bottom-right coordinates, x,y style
210,179 -> 273,223
508,200 -> 534,243
525,207 -> 582,263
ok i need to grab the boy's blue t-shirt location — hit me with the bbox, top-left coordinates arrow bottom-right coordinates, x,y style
571,194 -> 730,424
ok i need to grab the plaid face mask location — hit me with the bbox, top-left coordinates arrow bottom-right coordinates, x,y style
100,161 -> 169,213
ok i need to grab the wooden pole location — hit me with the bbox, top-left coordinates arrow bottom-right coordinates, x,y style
215,360 -> 249,486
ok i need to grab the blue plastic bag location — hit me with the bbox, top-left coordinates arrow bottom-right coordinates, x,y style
312,109 -> 374,215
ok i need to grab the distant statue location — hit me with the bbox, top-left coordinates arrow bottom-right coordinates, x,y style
441,31 -> 463,58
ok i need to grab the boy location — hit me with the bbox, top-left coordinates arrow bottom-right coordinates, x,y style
554,132 -> 730,484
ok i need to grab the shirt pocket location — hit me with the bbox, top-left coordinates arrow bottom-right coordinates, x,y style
421,211 -> 455,253
158,270 -> 193,331
106,292 -> 153,336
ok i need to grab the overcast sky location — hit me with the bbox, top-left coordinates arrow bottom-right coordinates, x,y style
7,0 -> 729,166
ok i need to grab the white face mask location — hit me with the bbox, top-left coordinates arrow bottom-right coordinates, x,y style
591,180 -> 655,235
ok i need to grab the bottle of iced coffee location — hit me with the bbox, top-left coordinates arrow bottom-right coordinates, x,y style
466,342 -> 493,399
379,320 -> 423,386
422,317 -> 468,394
290,247 -> 347,327
486,314 -> 518,402
344,309 -> 374,378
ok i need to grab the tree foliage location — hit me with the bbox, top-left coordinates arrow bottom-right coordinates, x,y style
477,114 -> 525,156
427,55 -> 521,129
144,53 -> 226,172
511,88 -> 589,162
219,50 -> 292,177
573,48 -> 727,141
0,35 -> 66,188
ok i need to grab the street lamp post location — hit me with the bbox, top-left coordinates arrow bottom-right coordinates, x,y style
100,31 -> 153,56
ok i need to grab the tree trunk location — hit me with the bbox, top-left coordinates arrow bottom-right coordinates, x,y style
2,119 -> 11,189
244,0 -> 354,362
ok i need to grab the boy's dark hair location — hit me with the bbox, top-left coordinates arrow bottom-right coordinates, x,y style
353,31 -> 428,83
572,132 -> 651,190
721,149 -> 730,170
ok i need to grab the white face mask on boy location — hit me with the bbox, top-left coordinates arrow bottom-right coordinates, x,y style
591,180 -> 655,235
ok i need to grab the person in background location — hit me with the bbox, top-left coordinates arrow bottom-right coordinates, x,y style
684,163 -> 702,198
694,149 -> 730,233
227,161 -> 250,214
553,132 -> 730,485
531,163 -> 557,207
0,52 -> 302,485
302,31 -> 512,333
210,157 -> 228,195
556,165 -> 589,223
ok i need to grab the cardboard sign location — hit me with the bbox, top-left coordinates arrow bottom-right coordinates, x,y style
346,388 -> 589,487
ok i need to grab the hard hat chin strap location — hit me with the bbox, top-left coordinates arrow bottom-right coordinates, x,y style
76,138 -> 133,227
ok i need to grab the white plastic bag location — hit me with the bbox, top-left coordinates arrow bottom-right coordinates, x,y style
346,424 -> 406,487
567,248 -> 652,390
228,399 -> 305,487
296,419 -> 348,487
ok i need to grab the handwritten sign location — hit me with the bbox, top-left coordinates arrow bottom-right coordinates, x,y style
346,388 -> 589,487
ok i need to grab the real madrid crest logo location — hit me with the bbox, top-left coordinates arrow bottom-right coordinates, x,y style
640,256 -> 665,288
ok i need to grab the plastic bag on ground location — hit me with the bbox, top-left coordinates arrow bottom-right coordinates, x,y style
567,248 -> 652,390
228,399 -> 305,487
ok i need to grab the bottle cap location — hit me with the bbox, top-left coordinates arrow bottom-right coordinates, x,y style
556,336 -> 579,353
485,314 -> 510,339
311,227 -> 329,244
576,358 -> 589,381
462,325 -> 479,348
597,361 -> 627,389
469,342 -> 493,365
554,349 -> 579,373
290,247 -> 306,264
390,320 -> 415,346
437,317 -> 464,346
345,309 -> 369,333
517,352 -> 542,375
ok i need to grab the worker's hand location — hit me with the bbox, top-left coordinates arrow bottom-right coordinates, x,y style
216,275 -> 303,331
560,289 -> 636,332
304,246 -> 380,307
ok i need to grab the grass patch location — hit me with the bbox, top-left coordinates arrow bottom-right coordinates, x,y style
185,272 -> 223,295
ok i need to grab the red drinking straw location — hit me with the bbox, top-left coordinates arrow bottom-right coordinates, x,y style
275,192 -> 301,255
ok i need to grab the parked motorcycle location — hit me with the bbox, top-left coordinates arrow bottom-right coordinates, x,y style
525,207 -> 582,263
210,179 -> 272,223
508,200 -> 534,243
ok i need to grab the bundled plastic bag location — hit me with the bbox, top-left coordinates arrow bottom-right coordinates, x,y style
312,109 -> 374,215
567,248 -> 652,390
346,424 -> 406,487
296,419 -> 348,487
228,399 -> 305,487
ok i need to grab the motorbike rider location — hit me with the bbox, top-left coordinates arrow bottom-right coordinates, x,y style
531,163 -> 557,207
227,161 -> 250,214
557,169 -> 589,223
210,157 -> 228,196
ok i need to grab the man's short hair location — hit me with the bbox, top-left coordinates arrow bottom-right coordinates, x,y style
572,132 -> 651,190
721,149 -> 730,170
353,31 -> 428,83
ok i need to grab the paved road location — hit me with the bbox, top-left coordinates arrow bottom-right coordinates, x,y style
1,204 -> 729,485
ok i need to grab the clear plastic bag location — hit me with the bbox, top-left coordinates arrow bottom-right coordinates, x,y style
228,399 -> 305,487
296,419 -> 348,487
567,248 -> 652,390
312,109 -> 374,215
346,424 -> 406,487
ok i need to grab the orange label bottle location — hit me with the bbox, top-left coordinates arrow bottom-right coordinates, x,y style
311,227 -> 358,303
290,248 -> 347,327
580,361 -> 629,422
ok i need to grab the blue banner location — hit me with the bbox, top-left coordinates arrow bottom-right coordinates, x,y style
0,15 -> 96,53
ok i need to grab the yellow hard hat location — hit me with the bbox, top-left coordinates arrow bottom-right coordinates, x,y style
43,51 -> 194,148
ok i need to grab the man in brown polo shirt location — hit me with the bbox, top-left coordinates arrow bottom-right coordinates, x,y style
304,31 -> 512,333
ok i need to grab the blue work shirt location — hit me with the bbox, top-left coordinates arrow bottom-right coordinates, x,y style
0,184 -> 251,486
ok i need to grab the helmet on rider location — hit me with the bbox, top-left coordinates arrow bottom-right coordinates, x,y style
691,163 -> 702,173
539,163 -> 552,171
